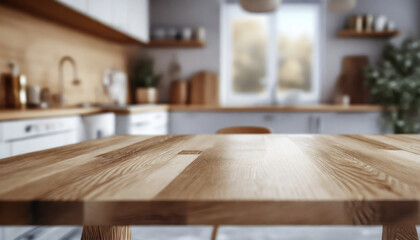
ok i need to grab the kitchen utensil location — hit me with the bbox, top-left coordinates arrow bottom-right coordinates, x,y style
182,28 -> 193,40
364,15 -> 374,32
40,87 -> 52,107
26,85 -> 41,108
170,81 -> 188,105
103,69 -> 127,106
152,28 -> 166,40
387,20 -> 396,31
336,56 -> 370,104
375,15 -> 387,32
167,28 -> 178,40
355,15 -> 363,32
189,71 -> 219,105
194,27 -> 206,42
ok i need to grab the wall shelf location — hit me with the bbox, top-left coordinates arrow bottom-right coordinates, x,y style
147,40 -> 205,48
338,30 -> 400,38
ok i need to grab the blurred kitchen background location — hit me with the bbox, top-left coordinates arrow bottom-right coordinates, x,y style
0,0 -> 419,239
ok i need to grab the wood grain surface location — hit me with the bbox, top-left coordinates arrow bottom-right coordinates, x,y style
81,226 -> 132,240
0,108 -> 103,121
382,225 -> 419,240
0,105 -> 384,121
0,135 -> 419,226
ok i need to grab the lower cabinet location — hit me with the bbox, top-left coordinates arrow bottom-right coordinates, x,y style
169,112 -> 383,134
319,112 -> 384,134
116,111 -> 168,135
0,116 -> 81,158
81,113 -> 116,140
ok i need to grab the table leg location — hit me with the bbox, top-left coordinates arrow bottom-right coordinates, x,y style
382,225 -> 418,240
211,225 -> 219,240
81,226 -> 132,240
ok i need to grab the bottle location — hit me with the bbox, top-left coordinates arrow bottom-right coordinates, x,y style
1,62 -> 27,109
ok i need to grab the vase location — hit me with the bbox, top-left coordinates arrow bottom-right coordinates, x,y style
136,87 -> 158,104
375,15 -> 387,32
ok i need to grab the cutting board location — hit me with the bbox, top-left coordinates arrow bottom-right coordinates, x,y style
337,56 -> 370,104
189,71 -> 219,105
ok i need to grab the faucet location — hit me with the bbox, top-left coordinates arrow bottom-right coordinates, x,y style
57,56 -> 81,106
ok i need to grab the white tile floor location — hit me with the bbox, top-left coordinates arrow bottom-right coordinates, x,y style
63,226 -> 420,240
5,226 -> 420,240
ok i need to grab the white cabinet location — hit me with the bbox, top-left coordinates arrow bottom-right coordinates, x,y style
116,111 -> 168,135
169,112 -> 315,134
56,0 -> 87,12
169,112 -> 384,134
56,0 -> 149,42
319,112 -> 383,134
81,113 -> 116,140
86,0 -> 114,25
0,116 -> 80,158
127,0 -> 149,42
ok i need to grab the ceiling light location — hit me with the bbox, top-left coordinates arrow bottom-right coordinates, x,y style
328,0 -> 357,13
239,0 -> 281,13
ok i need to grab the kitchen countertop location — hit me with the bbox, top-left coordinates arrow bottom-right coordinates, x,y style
0,104 -> 384,121
168,104 -> 384,112
0,134 -> 419,227
0,107 -> 103,121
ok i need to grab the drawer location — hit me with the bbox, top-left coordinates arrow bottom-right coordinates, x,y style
1,116 -> 80,141
128,111 -> 168,125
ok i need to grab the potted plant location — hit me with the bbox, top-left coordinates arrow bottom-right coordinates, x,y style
133,58 -> 161,104
364,38 -> 420,133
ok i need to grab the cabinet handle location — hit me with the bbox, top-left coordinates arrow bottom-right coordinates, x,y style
316,117 -> 321,133
25,125 -> 32,133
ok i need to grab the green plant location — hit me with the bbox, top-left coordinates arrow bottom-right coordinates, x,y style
133,58 -> 161,88
364,38 -> 420,133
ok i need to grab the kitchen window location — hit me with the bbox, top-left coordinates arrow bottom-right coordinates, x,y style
220,1 -> 322,105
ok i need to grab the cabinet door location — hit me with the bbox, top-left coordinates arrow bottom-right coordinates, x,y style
56,0 -> 88,12
320,113 -> 383,134
10,131 -> 78,156
112,0 -> 129,31
86,0 -> 113,25
127,0 -> 149,42
169,112 -> 311,134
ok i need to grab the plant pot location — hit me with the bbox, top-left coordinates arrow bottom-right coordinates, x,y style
136,87 -> 158,104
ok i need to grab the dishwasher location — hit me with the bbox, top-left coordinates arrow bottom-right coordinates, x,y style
0,116 -> 81,158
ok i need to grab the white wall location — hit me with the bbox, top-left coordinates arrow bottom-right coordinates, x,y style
323,0 -> 420,102
148,0 -> 220,103
147,0 -> 420,103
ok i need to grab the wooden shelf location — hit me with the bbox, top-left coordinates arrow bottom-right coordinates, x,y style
147,40 -> 205,48
0,0 -> 144,44
338,30 -> 400,38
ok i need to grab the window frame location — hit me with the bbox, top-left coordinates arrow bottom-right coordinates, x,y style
220,0 -> 324,106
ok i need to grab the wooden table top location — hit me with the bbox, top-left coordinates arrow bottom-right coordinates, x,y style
0,135 -> 419,226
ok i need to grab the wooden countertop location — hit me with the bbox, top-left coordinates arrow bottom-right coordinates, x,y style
0,134 -> 419,226
107,104 -> 384,114
0,104 -> 385,121
0,107 -> 103,121
169,104 -> 384,112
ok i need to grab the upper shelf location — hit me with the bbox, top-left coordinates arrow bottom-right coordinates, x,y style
147,40 -> 205,48
0,0 -> 145,44
338,30 -> 401,38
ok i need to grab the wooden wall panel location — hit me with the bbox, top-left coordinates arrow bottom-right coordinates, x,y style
0,5 -> 139,106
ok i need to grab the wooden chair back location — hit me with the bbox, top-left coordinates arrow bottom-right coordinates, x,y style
216,126 -> 272,134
